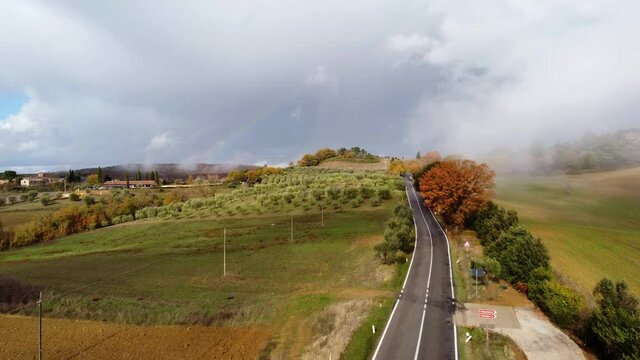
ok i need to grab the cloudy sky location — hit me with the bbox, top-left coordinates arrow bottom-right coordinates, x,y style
1,0 -> 639,170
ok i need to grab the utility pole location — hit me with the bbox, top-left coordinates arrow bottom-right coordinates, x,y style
223,228 -> 226,277
37,291 -> 42,360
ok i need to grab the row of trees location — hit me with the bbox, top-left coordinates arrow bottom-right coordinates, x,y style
471,202 -> 639,358
374,202 -> 415,264
226,166 -> 282,185
0,192 -> 163,250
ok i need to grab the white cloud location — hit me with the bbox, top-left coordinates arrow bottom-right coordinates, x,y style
290,107 -> 302,121
145,133 -> 173,152
306,65 -> 330,86
406,0 -> 640,156
1,0 -> 639,169
386,33 -> 434,54
17,140 -> 38,151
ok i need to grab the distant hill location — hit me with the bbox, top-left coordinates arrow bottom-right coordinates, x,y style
51,163 -> 257,182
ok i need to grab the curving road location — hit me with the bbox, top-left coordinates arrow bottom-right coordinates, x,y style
372,178 -> 458,360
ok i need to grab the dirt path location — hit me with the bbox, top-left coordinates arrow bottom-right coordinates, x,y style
505,308 -> 584,360
457,304 -> 584,360
0,315 -> 269,360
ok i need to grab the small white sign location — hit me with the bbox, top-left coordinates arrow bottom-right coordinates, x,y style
464,241 -> 471,249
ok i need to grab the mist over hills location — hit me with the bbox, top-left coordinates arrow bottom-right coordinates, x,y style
482,128 -> 640,174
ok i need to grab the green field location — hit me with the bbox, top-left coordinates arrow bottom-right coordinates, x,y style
0,198 -> 73,228
0,169 -> 405,358
495,167 -> 640,299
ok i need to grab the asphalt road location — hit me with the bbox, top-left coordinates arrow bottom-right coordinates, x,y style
372,179 -> 457,360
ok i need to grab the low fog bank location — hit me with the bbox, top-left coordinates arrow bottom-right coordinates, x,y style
475,128 -> 640,175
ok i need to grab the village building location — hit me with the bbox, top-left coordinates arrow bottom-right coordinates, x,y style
20,173 -> 62,187
102,180 -> 158,189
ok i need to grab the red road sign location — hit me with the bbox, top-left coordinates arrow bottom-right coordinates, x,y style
478,309 -> 497,319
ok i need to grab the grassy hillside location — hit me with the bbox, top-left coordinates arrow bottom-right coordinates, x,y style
0,168 -> 404,358
495,167 -> 640,299
0,199 -> 73,228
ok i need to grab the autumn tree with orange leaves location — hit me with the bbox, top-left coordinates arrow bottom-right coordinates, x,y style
419,160 -> 495,226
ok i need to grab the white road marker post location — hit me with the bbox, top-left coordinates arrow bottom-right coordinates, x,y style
37,291 -> 42,360
372,325 -> 376,334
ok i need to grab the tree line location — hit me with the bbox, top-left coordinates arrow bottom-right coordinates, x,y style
0,191 -> 164,250
297,147 -> 378,167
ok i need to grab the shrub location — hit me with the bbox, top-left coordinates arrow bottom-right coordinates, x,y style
146,207 -> 158,218
327,187 -> 341,200
8,196 -> 16,204
371,197 -> 381,207
588,279 -> 640,359
344,187 -> 358,200
135,209 -> 148,219
486,225 -> 550,285
20,194 -> 29,202
84,196 -> 96,206
377,187 -> 392,200
28,190 -> 38,201
40,195 -> 51,207
359,186 -> 373,199
472,202 -> 519,245
69,193 -> 80,201
312,189 -> 324,201
529,276 -> 584,330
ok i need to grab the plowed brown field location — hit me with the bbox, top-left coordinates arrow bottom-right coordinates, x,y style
0,315 -> 269,360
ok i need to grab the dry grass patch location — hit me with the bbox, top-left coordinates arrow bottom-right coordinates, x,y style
302,299 -> 372,359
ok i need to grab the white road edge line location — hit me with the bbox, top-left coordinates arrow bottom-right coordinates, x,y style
426,206 -> 459,360
371,183 -> 421,360
412,185 -> 434,360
